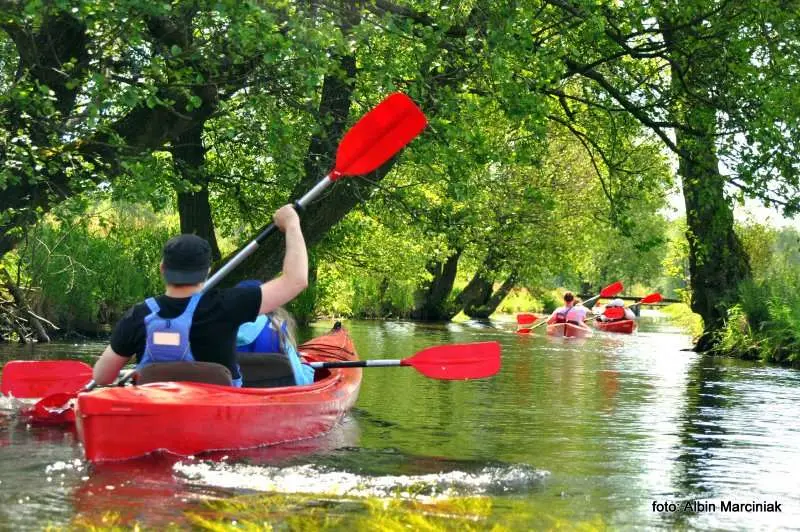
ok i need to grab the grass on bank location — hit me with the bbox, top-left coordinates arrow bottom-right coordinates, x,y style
660,303 -> 704,340
713,280 -> 800,366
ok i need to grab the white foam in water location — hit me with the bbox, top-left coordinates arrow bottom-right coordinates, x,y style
174,462 -> 548,500
45,458 -> 85,474
0,394 -> 34,412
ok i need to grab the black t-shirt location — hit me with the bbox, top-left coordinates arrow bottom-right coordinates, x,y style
110,287 -> 262,380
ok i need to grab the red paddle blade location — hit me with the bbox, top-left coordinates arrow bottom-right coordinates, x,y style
333,93 -> 427,178
638,293 -> 662,304
25,392 -> 77,425
599,281 -> 624,298
516,313 -> 538,325
604,307 -> 626,319
1,360 -> 92,398
402,341 -> 501,380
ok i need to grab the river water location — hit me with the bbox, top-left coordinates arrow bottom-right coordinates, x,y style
0,314 -> 798,530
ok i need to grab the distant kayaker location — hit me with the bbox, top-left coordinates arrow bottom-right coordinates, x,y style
548,291 -> 590,325
92,204 -> 308,387
595,298 -> 636,322
234,280 -> 314,385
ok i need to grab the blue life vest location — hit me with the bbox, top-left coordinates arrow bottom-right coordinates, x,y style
138,293 -> 242,387
236,315 -> 281,353
236,315 -> 314,386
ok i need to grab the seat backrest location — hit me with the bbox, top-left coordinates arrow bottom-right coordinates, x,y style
237,352 -> 296,388
136,361 -> 233,386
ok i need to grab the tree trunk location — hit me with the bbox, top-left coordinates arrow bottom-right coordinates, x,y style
411,251 -> 462,321
173,124 -> 222,261
464,273 -> 518,319
458,275 -> 493,317
678,124 -> 751,351
459,266 -> 518,319
664,22 -> 752,352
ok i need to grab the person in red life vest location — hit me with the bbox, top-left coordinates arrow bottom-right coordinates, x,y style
548,291 -> 590,325
92,204 -> 308,387
595,298 -> 636,322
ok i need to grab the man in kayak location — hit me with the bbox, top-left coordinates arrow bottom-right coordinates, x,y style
595,298 -> 636,322
92,204 -> 308,387
548,291 -> 590,325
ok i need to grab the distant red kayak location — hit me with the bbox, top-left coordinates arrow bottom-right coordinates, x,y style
75,327 -> 361,462
594,319 -> 637,334
546,322 -> 594,338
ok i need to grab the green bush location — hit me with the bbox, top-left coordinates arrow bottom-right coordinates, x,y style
495,288 -> 541,314
714,279 -> 800,366
13,202 -> 178,332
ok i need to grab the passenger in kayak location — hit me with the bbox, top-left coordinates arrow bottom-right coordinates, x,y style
548,291 -> 590,325
92,204 -> 308,387
235,280 -> 314,386
595,298 -> 636,322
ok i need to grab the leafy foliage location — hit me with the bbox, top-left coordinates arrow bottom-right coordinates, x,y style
713,225 -> 800,365
13,199 -> 177,331
0,0 -> 797,356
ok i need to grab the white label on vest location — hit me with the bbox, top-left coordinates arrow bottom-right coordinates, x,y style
153,331 -> 181,346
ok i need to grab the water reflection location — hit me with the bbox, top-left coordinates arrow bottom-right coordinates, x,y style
0,317 -> 798,530
70,415 -> 362,527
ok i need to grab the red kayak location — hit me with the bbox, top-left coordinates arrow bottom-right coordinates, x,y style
594,319 -> 637,334
75,327 -> 361,462
546,321 -> 594,338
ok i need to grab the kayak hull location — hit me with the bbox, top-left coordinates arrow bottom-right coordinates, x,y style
546,322 -> 594,338
594,319 -> 637,334
75,328 -> 361,462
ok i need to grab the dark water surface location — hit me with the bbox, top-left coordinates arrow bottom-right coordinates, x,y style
1,315 -> 798,530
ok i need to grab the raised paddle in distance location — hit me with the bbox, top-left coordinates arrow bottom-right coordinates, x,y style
631,292 -> 662,307
583,281 -> 624,308
21,93 -> 428,424
309,341 -> 502,381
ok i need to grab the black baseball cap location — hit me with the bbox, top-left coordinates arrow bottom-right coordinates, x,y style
161,234 -> 212,284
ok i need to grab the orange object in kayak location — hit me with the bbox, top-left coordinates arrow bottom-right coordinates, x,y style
594,319 -> 637,334
546,322 -> 594,338
75,327 -> 361,462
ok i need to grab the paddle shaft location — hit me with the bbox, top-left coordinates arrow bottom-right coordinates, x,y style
309,359 -> 405,369
582,292 -> 610,308
204,174 -> 335,292
70,368 -> 136,395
